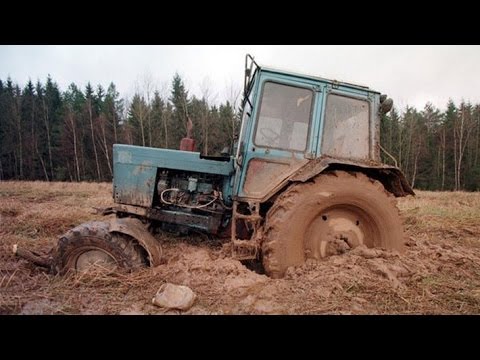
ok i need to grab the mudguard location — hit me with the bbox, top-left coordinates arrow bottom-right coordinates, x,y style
108,217 -> 163,266
291,156 -> 415,197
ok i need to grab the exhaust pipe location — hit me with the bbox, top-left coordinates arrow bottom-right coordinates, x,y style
179,116 -> 195,152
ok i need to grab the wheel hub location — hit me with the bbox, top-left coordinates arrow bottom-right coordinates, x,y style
306,207 -> 370,259
75,249 -> 116,271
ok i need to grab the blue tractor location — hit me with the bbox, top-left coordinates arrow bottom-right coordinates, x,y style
53,55 -> 414,278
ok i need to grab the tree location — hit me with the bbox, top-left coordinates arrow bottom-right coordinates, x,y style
0,79 -> 4,179
150,91 -> 166,148
1,73 -> 480,192
21,80 -> 37,180
63,83 -> 84,181
127,94 -> 149,146
104,82 -> 123,144
420,102 -> 442,190
169,73 -> 190,147
224,80 -> 242,148
85,82 -> 101,180
1,78 -> 22,179
42,75 -> 62,180
217,101 -> 236,154
453,101 -> 475,190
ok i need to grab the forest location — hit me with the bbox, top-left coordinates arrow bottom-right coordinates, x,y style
0,74 -> 479,191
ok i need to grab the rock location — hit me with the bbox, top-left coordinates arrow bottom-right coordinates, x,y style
152,283 -> 196,311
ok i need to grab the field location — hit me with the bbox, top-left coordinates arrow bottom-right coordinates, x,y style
1,181 -> 480,314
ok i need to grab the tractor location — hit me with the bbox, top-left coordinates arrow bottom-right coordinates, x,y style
41,55 -> 414,278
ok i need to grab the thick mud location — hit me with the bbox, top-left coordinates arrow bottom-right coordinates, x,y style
1,182 -> 480,314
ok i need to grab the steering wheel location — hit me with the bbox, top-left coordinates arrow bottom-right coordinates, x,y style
260,127 -> 281,144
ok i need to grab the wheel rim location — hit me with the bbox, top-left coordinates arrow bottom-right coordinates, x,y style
75,248 -> 117,271
305,205 -> 376,259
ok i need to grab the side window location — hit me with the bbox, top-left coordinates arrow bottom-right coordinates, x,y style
254,82 -> 313,152
322,94 -> 370,159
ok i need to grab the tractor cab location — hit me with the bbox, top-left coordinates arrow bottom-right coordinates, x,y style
233,55 -> 394,203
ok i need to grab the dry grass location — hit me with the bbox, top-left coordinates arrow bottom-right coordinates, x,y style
1,182 -> 480,314
398,190 -> 480,249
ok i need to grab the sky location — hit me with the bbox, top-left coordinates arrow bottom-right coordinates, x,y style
0,45 -> 479,112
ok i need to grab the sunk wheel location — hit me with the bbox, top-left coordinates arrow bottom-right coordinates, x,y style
261,171 -> 404,278
53,221 -> 147,274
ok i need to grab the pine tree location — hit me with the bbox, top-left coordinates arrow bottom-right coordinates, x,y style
21,80 -> 36,179
104,82 -> 123,144
169,73 -> 190,148
150,91 -> 166,148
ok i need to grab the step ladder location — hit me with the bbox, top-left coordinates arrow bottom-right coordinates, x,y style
231,202 -> 261,260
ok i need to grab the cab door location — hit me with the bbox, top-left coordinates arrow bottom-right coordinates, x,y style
234,72 -> 323,202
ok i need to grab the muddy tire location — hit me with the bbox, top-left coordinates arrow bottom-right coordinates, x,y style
53,221 -> 147,274
262,171 -> 404,278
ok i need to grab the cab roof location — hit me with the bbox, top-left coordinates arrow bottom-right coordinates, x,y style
258,64 -> 381,94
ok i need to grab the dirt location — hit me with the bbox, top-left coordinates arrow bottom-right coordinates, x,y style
1,181 -> 480,314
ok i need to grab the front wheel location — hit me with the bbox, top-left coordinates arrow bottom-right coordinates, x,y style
261,171 -> 404,278
53,221 -> 147,274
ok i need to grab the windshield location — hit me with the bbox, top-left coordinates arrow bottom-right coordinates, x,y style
254,82 -> 313,152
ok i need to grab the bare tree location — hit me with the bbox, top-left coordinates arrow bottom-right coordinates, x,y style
65,104 -> 80,181
453,102 -> 475,190
158,81 -> 170,148
132,72 -> 158,147
41,97 -> 54,181
34,135 -> 49,181
87,96 -> 101,180
439,127 -> 446,190
139,72 -> 155,147
199,77 -> 219,155
224,79 -> 241,146
199,77 -> 212,154
97,114 -> 113,177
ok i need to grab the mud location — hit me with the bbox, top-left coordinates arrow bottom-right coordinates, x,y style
1,181 -> 480,314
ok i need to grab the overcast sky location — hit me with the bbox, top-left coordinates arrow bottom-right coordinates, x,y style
0,45 -> 479,111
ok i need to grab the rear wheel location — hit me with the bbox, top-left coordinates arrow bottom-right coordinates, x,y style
53,221 -> 147,274
261,171 -> 404,278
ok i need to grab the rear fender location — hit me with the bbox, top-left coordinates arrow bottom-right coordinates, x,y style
291,156 -> 415,197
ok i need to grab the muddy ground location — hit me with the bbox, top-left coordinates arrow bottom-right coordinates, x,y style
1,181 -> 480,314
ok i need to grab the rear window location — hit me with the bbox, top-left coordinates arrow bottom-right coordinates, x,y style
322,94 -> 370,159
